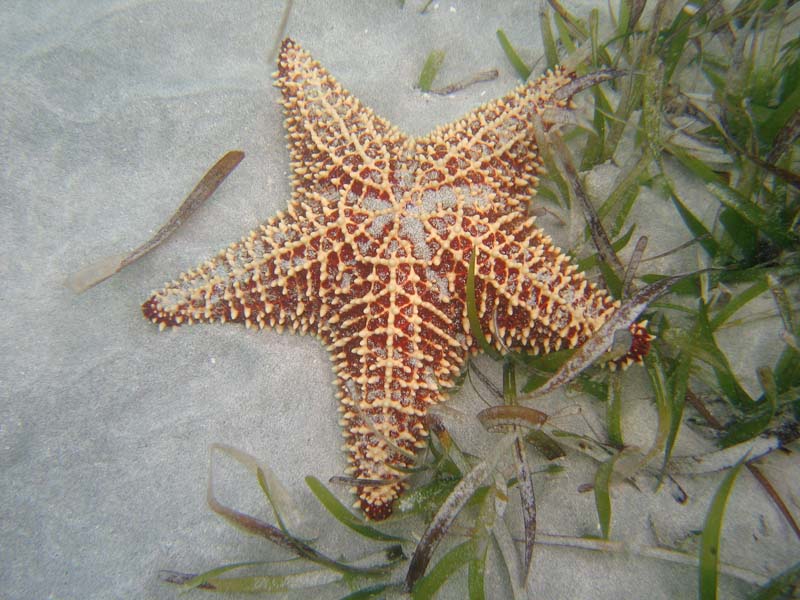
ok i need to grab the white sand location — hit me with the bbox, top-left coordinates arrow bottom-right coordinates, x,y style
2,1 -> 797,598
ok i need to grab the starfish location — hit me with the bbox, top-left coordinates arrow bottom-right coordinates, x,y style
143,38 -> 651,521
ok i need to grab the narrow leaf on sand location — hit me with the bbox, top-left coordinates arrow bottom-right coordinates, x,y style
497,29 -> 532,80
184,567 -> 338,593
340,583 -> 398,599
412,540 -> 475,600
699,453 -> 749,600
405,434 -> 516,592
524,429 -> 566,461
305,476 -> 407,542
514,437 -> 537,585
719,368 -> 777,448
607,373 -> 623,447
663,180 -> 719,258
174,561 -> 276,590
594,453 -> 619,539
576,224 -> 636,272
206,460 -> 399,576
709,278 -> 768,331
537,5 -> 559,70
747,560 -> 800,600
468,537 -> 489,600
662,356 -> 690,478
418,50 -> 445,92
669,435 -> 782,476
66,150 -> 244,293
210,444 -> 307,538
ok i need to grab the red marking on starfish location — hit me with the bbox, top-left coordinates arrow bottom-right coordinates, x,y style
143,38 -> 650,520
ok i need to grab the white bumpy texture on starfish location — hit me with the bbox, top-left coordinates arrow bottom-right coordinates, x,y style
143,38 -> 651,520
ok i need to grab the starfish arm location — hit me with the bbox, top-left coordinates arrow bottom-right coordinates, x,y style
333,355 -> 445,521
475,214 -> 615,353
415,67 -> 577,217
277,39 -> 410,210
471,214 -> 652,365
142,197 -> 333,333
321,253 -> 469,520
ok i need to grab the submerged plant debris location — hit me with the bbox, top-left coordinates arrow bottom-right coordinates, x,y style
66,150 -> 244,293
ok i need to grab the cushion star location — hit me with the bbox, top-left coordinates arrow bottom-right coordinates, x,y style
143,38 -> 651,521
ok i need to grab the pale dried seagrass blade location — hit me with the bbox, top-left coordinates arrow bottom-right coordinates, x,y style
66,150 -> 244,293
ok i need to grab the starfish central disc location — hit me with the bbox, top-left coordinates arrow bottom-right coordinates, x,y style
143,38 -> 651,520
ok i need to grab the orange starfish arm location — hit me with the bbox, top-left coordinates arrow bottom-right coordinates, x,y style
277,39 -> 409,210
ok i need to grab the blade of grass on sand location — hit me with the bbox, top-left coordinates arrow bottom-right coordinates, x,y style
537,2 -> 559,70
169,561 -> 274,590
412,540 -> 475,600
708,182 -> 794,248
429,415 -> 472,475
206,461 -> 399,576
547,128 -> 625,278
719,367 -> 777,448
546,0 -> 589,41
699,452 -> 749,600
607,372 -> 624,447
181,564 -> 341,593
553,9 -> 577,57
659,4 -> 693,83
669,433 -> 783,476
709,278 -> 769,331
593,152 -> 649,239
254,466 -> 291,527
418,50 -> 445,92
667,143 -> 726,185
513,436 -> 537,586
468,535 -> 490,600
698,302 -> 755,410
305,476 -> 407,542
404,434 -> 516,592
579,81 -> 611,169
65,150 -> 244,293
594,453 -> 619,539
497,29 -> 532,80
210,444 -> 309,538
661,355 -> 690,479
661,176 -> 720,258
662,327 -> 735,377
622,235 -> 647,296
395,478 -> 460,517
598,259 -> 624,299
642,348 -> 673,471
767,274 -> 798,343
491,483 -> 527,600
498,355 -> 537,586
429,69 -> 499,96
340,583 -> 399,600
576,224 -> 635,272
747,560 -> 800,600
524,429 -> 566,461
